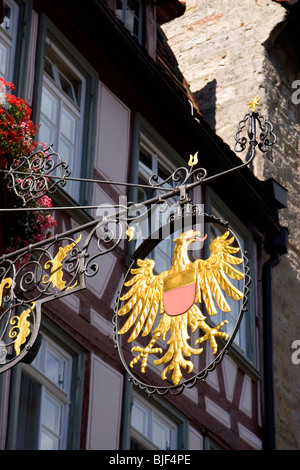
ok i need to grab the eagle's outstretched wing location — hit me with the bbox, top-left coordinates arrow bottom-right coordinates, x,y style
194,230 -> 244,316
118,259 -> 168,342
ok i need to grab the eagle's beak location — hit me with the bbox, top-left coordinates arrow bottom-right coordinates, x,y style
187,232 -> 207,243
174,231 -> 207,243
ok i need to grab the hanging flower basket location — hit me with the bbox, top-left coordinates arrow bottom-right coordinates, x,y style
0,78 -> 57,257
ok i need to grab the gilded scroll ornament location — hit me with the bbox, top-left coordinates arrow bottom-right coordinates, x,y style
9,302 -> 35,356
42,235 -> 82,290
0,277 -> 13,304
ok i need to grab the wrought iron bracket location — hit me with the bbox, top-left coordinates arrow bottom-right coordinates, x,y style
0,101 -> 276,383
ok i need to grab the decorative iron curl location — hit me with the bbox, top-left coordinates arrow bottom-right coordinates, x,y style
149,165 -> 207,189
256,113 -> 276,152
5,144 -> 71,205
83,218 -> 126,278
234,111 -> 276,155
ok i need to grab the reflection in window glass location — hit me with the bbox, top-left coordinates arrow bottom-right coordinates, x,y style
42,394 -> 61,434
45,347 -> 65,388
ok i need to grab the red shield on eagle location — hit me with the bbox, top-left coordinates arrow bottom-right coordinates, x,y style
163,269 -> 197,316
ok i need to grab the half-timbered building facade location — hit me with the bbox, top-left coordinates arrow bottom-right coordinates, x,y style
0,0 -> 287,450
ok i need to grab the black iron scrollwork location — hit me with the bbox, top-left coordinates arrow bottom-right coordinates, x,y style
5,144 -> 71,205
234,110 -> 276,159
0,99 -> 274,383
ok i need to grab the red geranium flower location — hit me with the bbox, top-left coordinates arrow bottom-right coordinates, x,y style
0,78 -> 57,257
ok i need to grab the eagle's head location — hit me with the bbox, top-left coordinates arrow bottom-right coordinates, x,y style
171,230 -> 207,268
174,229 -> 207,246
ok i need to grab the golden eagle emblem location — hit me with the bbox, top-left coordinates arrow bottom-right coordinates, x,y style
118,230 -> 244,386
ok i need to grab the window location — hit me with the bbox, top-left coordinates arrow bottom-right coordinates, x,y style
135,134 -> 178,274
38,40 -> 85,201
122,382 -> 188,450
6,321 -> 85,450
130,393 -> 178,450
36,26 -> 97,204
0,0 -> 19,80
116,0 -> 144,43
205,190 -> 256,365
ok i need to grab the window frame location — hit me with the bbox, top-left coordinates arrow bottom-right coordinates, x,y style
130,392 -> 179,450
116,0 -> 144,44
39,72 -> 83,197
32,15 -> 98,206
121,376 -> 189,450
5,317 -> 85,450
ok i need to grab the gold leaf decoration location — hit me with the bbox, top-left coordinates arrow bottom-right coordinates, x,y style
0,277 -> 13,305
9,302 -> 35,356
188,151 -> 198,167
42,235 -> 82,290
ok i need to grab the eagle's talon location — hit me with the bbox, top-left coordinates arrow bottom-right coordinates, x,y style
130,344 -> 163,373
196,320 -> 229,354
160,357 -> 194,386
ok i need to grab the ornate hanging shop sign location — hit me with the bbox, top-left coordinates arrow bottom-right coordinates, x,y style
114,214 -> 250,395
0,99 -> 275,394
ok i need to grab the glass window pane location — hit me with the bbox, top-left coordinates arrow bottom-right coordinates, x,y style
116,0 -> 142,41
45,347 -> 65,389
0,44 -> 8,78
11,332 -> 77,450
41,87 -> 58,123
58,136 -> 75,172
34,35 -> 90,203
40,429 -> 59,450
39,115 -> 57,147
41,394 -> 61,435
140,149 -> 152,171
131,402 -> 148,435
154,243 -> 172,274
16,373 -> 41,449
130,394 -> 180,450
152,417 -> 172,450
126,0 -> 141,36
61,107 -> 76,143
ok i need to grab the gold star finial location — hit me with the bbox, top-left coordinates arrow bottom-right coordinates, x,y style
248,96 -> 260,112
